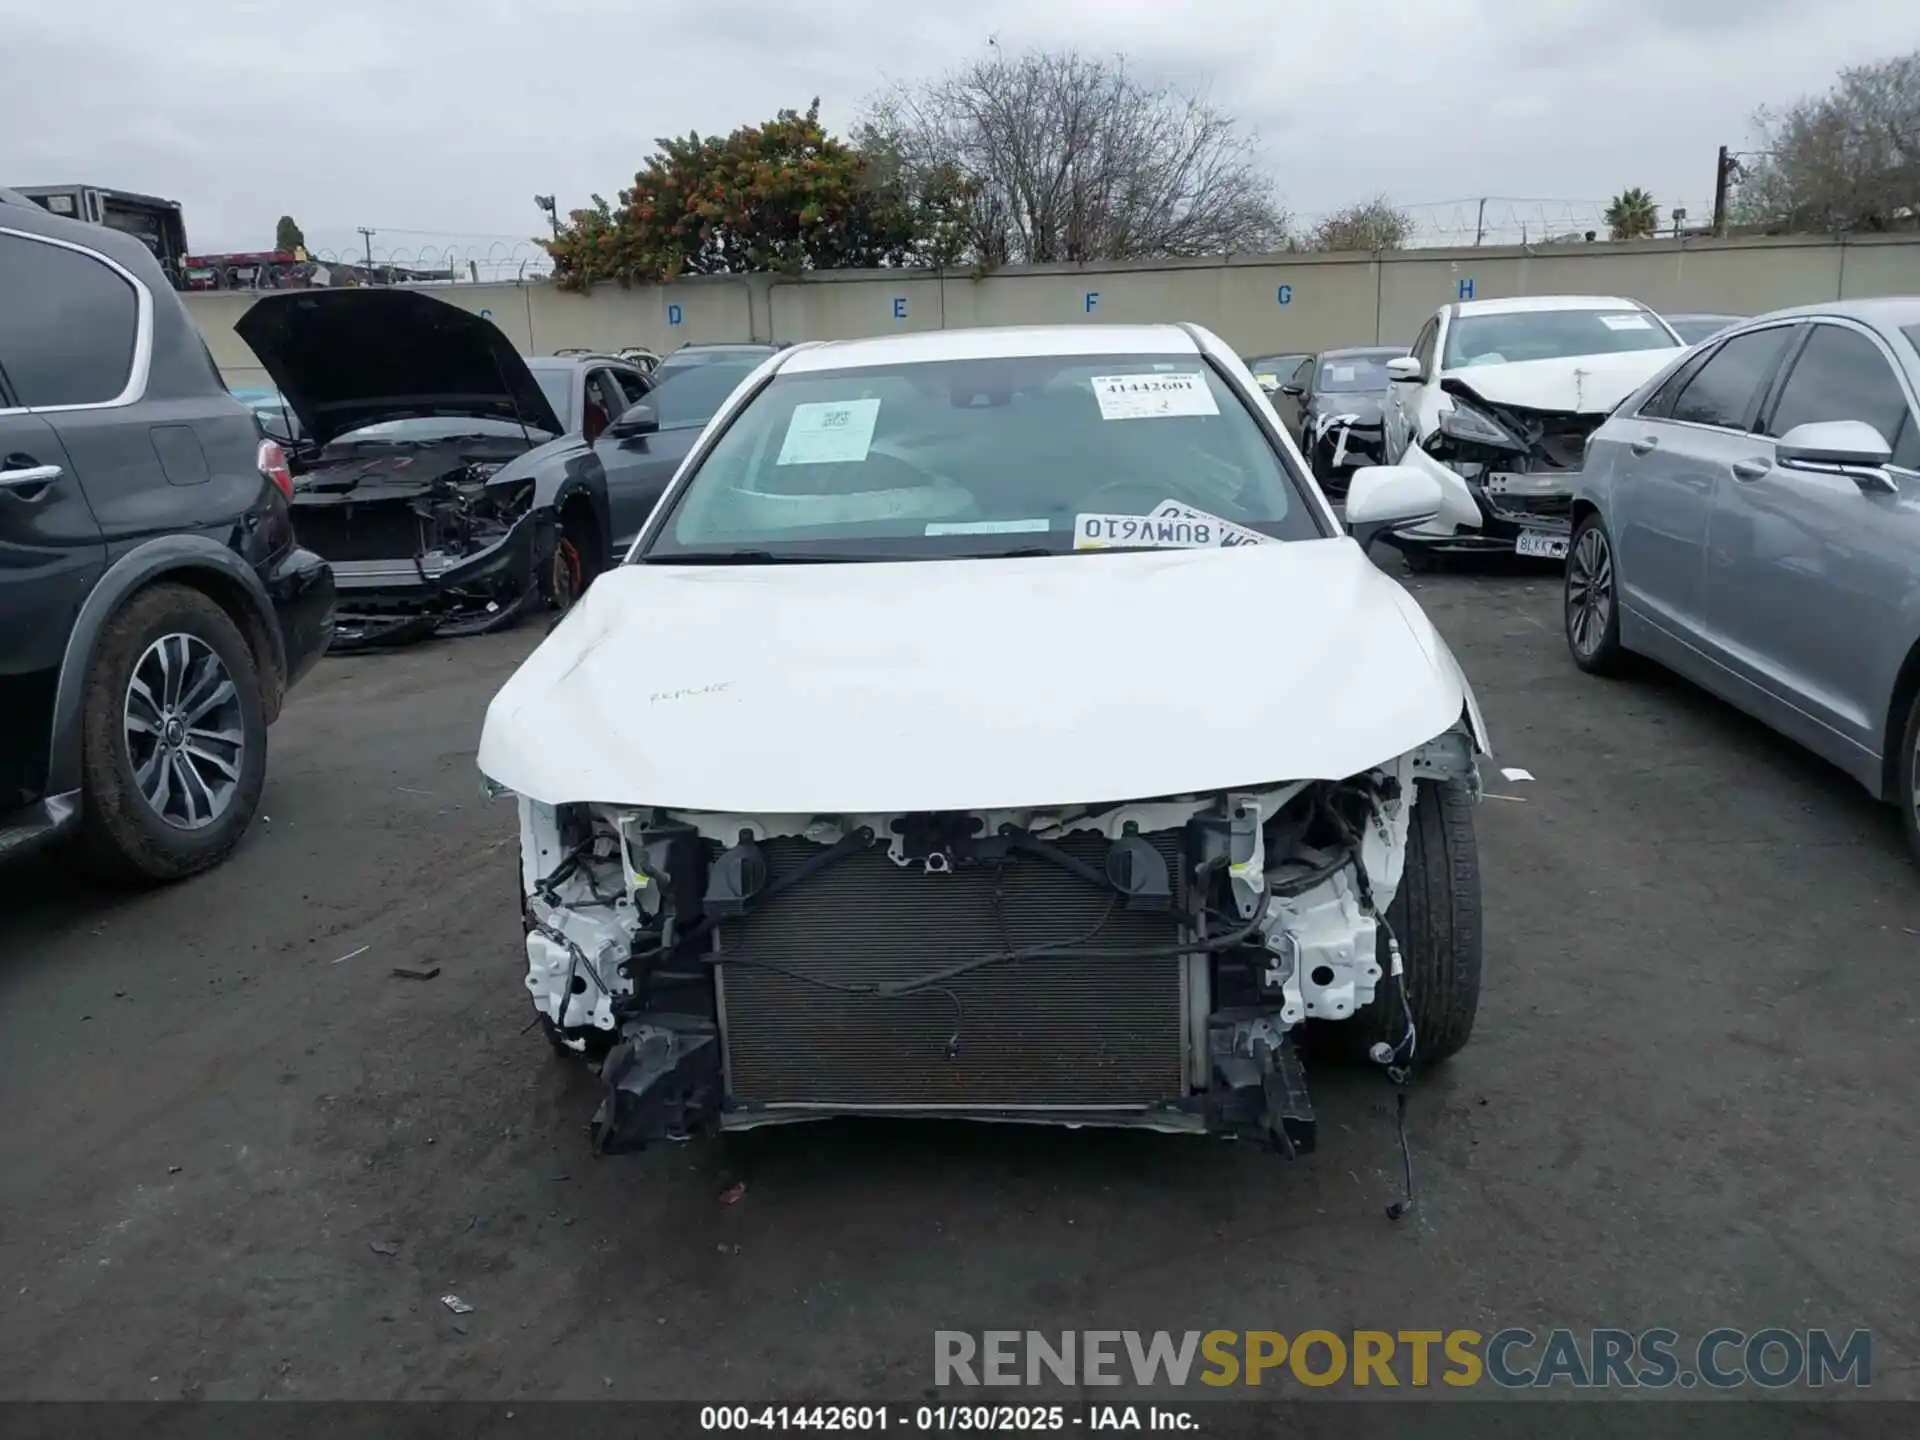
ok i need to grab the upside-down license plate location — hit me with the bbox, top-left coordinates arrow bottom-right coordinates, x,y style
1515,530 -> 1569,560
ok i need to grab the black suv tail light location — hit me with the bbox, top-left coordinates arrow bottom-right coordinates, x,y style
257,438 -> 293,499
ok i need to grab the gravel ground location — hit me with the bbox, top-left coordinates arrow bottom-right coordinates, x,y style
2,559 -> 1916,1405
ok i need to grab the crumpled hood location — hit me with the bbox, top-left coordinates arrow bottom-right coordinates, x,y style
1441,347 -> 1682,414
477,541 -> 1482,813
237,289 -> 562,448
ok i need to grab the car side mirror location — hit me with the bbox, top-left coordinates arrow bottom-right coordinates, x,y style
1385,356 -> 1424,383
1278,382 -> 1306,398
1344,465 -> 1443,550
1775,420 -> 1893,492
608,401 -> 659,439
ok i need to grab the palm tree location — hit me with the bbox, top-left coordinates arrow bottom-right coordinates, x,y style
1605,188 -> 1660,240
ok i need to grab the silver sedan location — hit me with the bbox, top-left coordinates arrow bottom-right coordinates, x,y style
1564,298 -> 1920,856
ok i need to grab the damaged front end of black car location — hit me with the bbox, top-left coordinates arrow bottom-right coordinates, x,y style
285,441 -> 565,650
236,289 -> 604,650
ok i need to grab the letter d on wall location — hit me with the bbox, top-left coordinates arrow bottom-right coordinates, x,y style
667,302 -> 684,326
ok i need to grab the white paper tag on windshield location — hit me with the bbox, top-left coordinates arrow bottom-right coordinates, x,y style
1330,365 -> 1357,382
1600,314 -> 1653,331
776,398 -> 880,465
1150,498 -> 1270,547
1090,373 -> 1219,421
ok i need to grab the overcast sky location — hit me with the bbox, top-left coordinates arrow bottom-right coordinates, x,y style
3,0 -> 1914,264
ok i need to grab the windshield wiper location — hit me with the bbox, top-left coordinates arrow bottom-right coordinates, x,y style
640,550 -> 866,565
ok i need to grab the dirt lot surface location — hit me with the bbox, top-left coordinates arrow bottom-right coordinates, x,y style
3,561 -> 1916,1405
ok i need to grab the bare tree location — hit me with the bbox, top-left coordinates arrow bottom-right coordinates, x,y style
1733,49 -> 1920,233
862,47 -> 1291,267
1301,196 -> 1412,252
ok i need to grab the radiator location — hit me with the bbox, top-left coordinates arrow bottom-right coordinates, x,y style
715,832 -> 1189,1108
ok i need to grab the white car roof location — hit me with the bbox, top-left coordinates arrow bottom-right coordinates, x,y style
776,324 -> 1202,374
1453,295 -> 1645,317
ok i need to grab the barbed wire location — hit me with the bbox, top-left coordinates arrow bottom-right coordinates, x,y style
1288,196 -> 1722,248
305,234 -> 555,281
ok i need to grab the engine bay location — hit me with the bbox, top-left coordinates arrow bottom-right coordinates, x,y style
511,727 -> 1479,1156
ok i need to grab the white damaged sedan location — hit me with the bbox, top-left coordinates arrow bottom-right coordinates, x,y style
478,323 -> 1491,1155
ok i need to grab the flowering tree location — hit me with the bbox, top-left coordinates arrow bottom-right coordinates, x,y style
542,101 -> 928,289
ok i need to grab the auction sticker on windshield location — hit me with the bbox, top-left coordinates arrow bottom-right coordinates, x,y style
777,399 -> 880,466
1090,373 -> 1219,421
1600,314 -> 1653,331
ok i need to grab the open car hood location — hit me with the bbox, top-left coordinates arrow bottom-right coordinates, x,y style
1439,347 -> 1681,415
477,541 -> 1486,813
236,289 -> 562,448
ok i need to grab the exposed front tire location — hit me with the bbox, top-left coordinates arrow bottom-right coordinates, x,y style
1397,543 -> 1438,574
71,584 -> 269,883
543,498 -> 603,630
1324,776 -> 1482,1066
1565,512 -> 1627,675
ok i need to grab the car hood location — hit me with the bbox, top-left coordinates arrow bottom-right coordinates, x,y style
236,289 -> 562,449
477,540 -> 1486,813
1440,348 -> 1682,415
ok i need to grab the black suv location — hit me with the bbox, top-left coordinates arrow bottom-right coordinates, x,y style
0,191 -> 335,880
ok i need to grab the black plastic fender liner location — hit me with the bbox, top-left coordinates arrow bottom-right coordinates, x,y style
591,1018 -> 723,1155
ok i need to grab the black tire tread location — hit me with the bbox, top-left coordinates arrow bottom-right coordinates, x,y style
1326,775 -> 1483,1065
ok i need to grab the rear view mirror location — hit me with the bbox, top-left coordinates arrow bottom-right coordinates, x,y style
1385,356 -> 1424,383
609,401 -> 659,438
1776,420 -> 1895,493
1344,465 -> 1442,549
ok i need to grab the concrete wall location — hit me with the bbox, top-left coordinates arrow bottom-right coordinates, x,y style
191,234 -> 1920,388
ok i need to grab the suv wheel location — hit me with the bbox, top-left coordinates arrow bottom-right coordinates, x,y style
73,584 -> 269,882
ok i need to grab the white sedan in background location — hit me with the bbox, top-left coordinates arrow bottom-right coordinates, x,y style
478,323 -> 1490,1157
1381,295 -> 1686,567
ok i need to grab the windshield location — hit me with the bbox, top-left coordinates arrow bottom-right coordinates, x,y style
648,358 -> 767,429
1443,309 -> 1681,369
1247,354 -> 1308,379
1667,315 -> 1742,345
642,353 -> 1319,561
1317,353 -> 1400,392
532,368 -> 575,431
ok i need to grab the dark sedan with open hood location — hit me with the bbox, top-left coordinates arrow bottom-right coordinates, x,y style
236,290 -> 612,649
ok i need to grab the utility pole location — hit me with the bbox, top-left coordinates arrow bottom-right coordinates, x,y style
1711,146 -> 1733,237
358,226 -> 377,282
1474,197 -> 1487,246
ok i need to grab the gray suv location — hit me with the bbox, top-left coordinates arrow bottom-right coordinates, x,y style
0,191 -> 335,880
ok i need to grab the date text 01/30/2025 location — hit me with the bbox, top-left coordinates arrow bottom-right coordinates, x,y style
699,1404 -> 1199,1431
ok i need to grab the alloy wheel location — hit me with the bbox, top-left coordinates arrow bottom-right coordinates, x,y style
123,633 -> 245,831
1566,526 -> 1614,659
